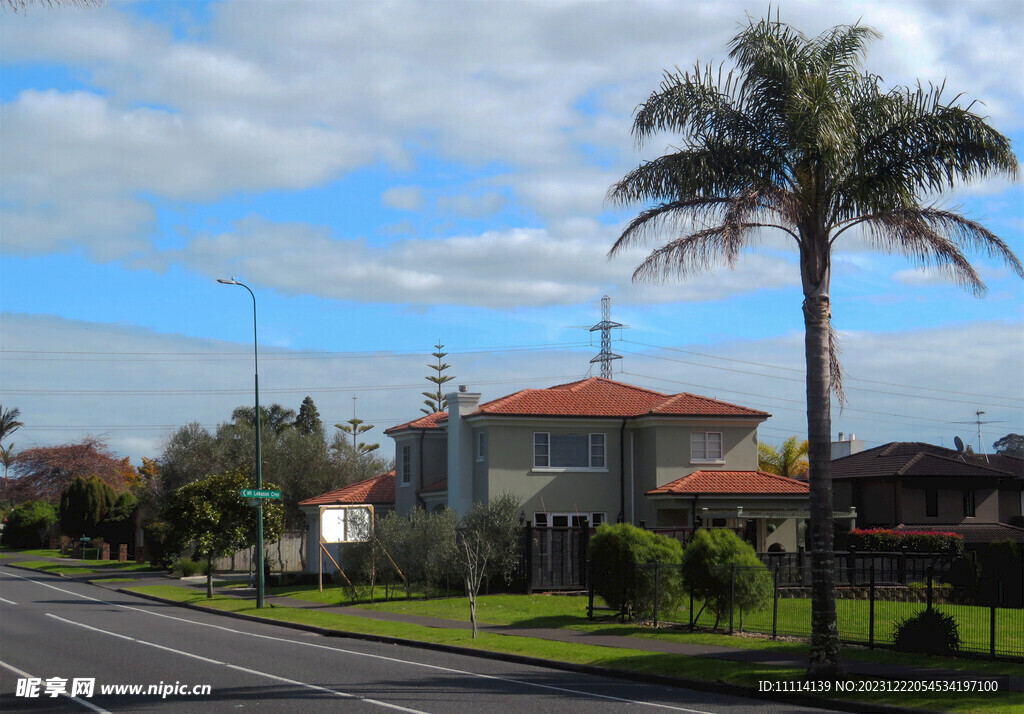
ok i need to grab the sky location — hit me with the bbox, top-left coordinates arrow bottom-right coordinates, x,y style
1,0 -> 1022,467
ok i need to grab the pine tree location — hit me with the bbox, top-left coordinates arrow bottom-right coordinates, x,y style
421,342 -> 455,415
335,396 -> 379,454
295,396 -> 325,439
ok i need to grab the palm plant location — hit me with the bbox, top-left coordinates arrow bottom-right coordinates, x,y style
608,16 -> 1020,677
0,405 -> 24,443
758,436 -> 809,479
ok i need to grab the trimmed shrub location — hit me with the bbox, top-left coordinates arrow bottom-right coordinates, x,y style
681,528 -> 772,628
893,609 -> 961,656
848,528 -> 963,556
172,557 -> 201,577
588,523 -> 684,620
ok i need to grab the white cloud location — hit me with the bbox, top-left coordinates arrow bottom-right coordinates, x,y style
382,186 -> 424,212
437,192 -> 507,218
156,215 -> 799,308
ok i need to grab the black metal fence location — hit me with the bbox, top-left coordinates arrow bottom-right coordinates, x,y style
592,562 -> 1024,658
524,526 -> 589,592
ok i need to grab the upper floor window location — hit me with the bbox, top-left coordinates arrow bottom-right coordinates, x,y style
476,431 -> 486,462
533,432 -> 606,469
963,489 -> 976,518
533,511 -> 606,528
401,445 -> 411,485
691,432 -> 723,462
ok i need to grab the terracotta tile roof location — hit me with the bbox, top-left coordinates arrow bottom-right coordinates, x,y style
298,471 -> 395,507
474,377 -> 769,419
896,523 -> 1024,545
418,478 -> 447,494
384,411 -> 447,435
647,470 -> 809,495
832,442 -> 1020,480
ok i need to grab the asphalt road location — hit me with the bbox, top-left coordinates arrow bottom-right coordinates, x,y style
0,566 -> 831,713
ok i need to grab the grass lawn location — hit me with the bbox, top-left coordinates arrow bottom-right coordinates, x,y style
125,585 -> 1023,714
13,560 -> 94,575
682,596 -> 1023,657
0,548 -> 63,558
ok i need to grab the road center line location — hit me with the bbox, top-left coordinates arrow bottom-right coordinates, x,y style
4,568 -> 715,713
0,658 -> 110,714
44,613 -> 427,714
0,596 -> 17,605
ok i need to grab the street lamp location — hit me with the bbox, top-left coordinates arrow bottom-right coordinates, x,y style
217,277 -> 265,609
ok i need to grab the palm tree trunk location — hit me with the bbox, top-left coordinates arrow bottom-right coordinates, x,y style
803,293 -> 842,678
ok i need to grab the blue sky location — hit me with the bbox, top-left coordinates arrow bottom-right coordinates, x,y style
1,0 -> 1021,463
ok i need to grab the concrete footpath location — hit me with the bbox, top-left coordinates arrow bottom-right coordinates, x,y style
4,554 -> 1023,703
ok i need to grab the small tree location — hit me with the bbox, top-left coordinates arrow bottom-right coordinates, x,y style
681,529 -> 772,628
336,397 -> 379,454
59,476 -> 117,539
421,342 -> 455,415
3,500 -> 57,548
588,522 -> 685,620
165,472 -> 284,597
294,396 -> 325,439
454,493 -> 522,638
758,436 -> 809,479
993,433 -> 1024,458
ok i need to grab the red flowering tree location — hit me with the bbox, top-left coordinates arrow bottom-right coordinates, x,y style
8,437 -> 137,504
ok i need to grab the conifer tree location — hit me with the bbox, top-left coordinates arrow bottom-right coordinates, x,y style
421,342 -> 455,415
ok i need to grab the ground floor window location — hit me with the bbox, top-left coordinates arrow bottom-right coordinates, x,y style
533,511 -> 605,528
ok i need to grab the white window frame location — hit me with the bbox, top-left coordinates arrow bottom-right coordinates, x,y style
690,431 -> 724,464
532,431 -> 608,472
533,511 -> 606,528
401,445 -> 411,485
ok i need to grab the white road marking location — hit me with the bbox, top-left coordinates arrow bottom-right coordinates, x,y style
3,567 -> 717,713
0,596 -> 17,605
45,614 -> 428,713
0,658 -> 111,714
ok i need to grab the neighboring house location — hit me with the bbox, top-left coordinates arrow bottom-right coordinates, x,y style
831,442 -> 1024,547
385,377 -> 826,552
298,471 -> 395,573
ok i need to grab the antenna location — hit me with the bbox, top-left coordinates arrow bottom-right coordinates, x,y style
589,295 -> 624,379
975,410 -> 989,463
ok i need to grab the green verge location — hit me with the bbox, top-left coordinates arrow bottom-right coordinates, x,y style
13,560 -> 94,575
125,585 -> 1022,714
0,548 -> 63,558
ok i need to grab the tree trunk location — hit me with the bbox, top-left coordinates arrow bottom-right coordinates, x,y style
206,555 -> 213,599
466,574 -> 478,639
803,293 -> 842,678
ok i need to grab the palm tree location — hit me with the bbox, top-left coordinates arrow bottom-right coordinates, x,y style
759,437 -> 809,479
0,405 -> 24,443
609,16 -> 1020,677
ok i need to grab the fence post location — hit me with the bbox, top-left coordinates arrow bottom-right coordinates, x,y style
729,564 -> 736,635
653,562 -> 660,627
586,560 -> 594,619
772,564 -> 779,640
926,567 -> 933,612
524,525 -> 533,594
900,545 -> 908,585
990,598 -> 996,659
869,563 -> 875,649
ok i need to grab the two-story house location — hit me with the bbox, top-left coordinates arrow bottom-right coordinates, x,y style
385,377 -> 816,551
831,442 -> 1024,547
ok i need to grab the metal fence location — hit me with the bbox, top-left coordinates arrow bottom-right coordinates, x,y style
590,562 -> 1024,659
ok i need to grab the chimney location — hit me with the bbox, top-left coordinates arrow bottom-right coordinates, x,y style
838,432 -> 844,443
446,386 -> 480,517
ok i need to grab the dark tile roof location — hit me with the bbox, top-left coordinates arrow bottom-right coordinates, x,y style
832,442 -> 1021,481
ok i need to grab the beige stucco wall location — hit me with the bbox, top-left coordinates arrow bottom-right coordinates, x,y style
393,431 -> 447,516
474,418 -> 623,521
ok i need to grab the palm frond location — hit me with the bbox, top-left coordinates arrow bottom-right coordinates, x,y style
858,211 -> 985,295
630,221 -> 770,282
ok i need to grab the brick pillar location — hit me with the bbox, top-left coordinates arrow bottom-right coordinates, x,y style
118,544 -> 128,562
101,543 -> 111,560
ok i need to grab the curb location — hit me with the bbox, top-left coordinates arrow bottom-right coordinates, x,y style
117,587 -> 933,714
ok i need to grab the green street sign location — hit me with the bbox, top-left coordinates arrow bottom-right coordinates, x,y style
240,488 -> 282,500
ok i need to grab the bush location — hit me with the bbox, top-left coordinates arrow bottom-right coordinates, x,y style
588,523 -> 684,619
3,501 -> 58,548
681,528 -> 772,628
172,557 -> 201,577
893,609 -> 961,656
848,528 -> 963,556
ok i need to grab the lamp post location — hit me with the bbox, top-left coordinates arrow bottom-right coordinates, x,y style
217,277 -> 265,608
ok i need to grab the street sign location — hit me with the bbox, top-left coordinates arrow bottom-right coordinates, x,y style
240,488 -> 282,499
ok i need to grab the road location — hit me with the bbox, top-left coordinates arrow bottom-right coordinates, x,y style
0,566 -> 831,713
